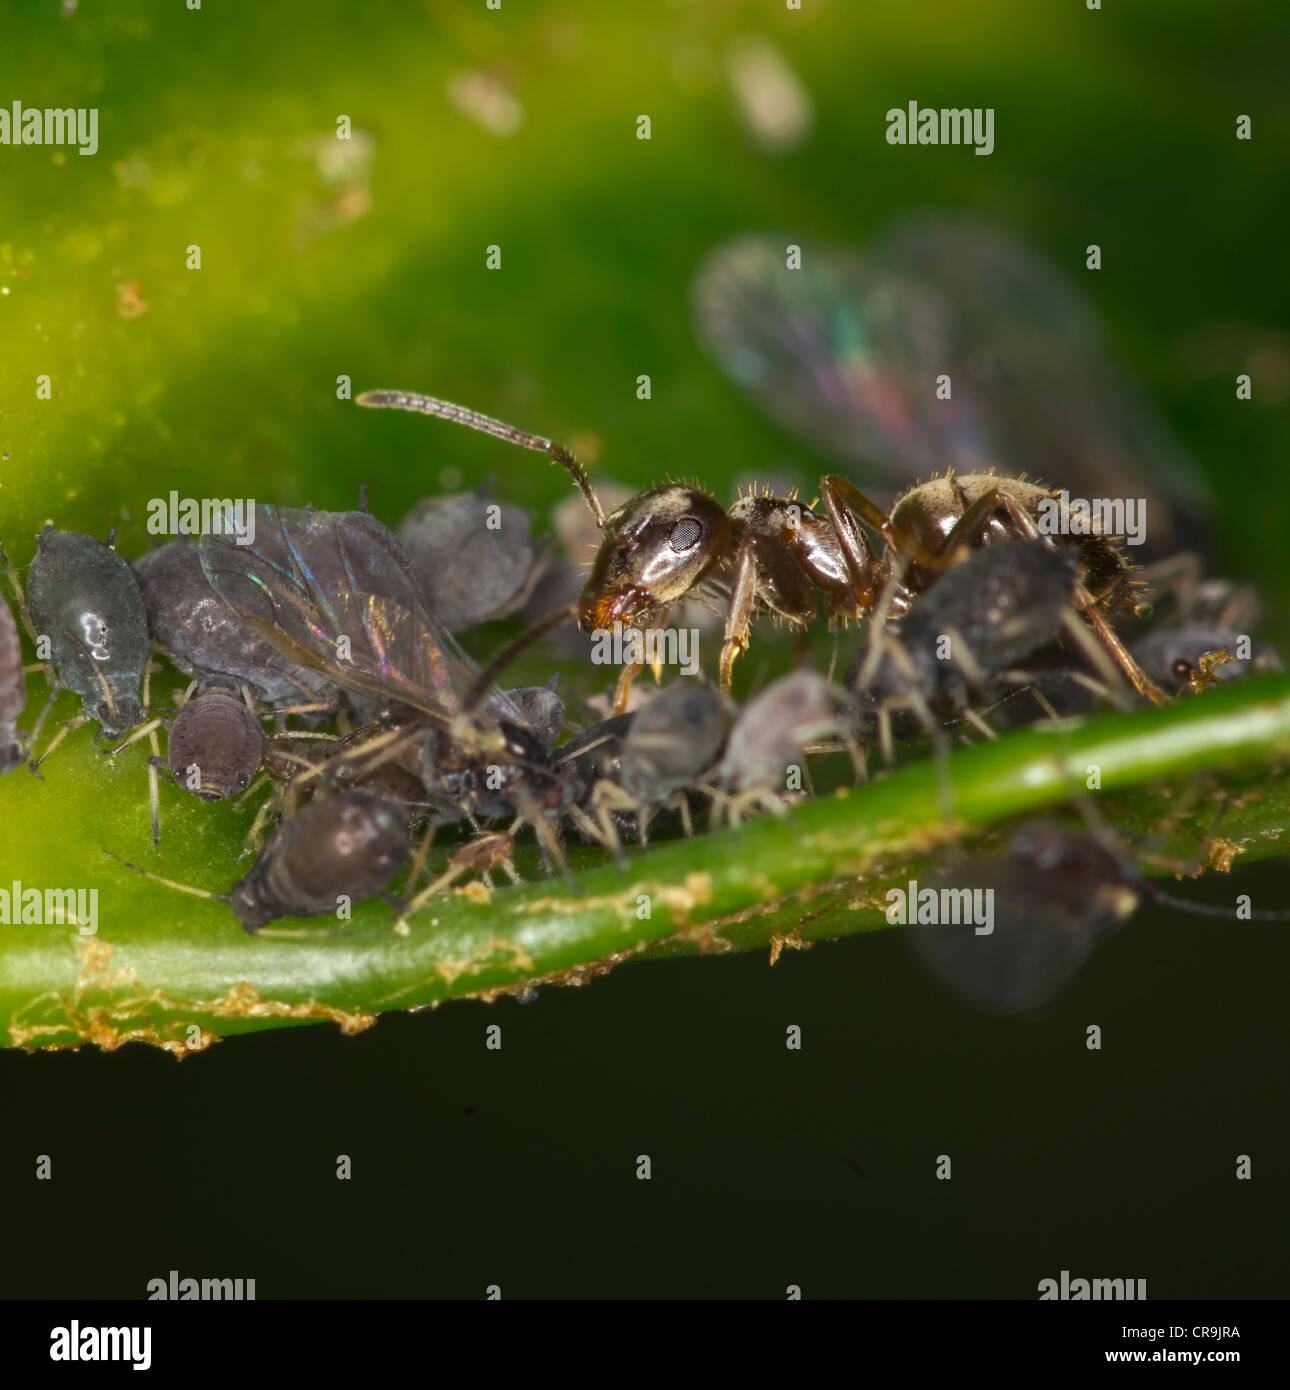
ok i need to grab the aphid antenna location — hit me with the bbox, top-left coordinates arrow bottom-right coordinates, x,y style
103,848 -> 226,905
356,389 -> 606,527
460,600 -> 580,714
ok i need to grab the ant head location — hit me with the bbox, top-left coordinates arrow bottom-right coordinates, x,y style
579,486 -> 730,631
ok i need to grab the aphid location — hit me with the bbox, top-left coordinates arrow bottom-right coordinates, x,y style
908,816 -> 1290,1015
20,526 -> 151,760
0,586 -> 27,774
1133,626 -> 1282,696
691,218 -> 1212,565
713,669 -> 856,823
356,372 -> 1165,710
165,679 -> 265,800
397,484 -> 538,631
197,501 -> 572,870
133,539 -> 333,711
111,790 -> 408,932
576,680 -> 728,849
908,820 -> 1140,1015
847,540 -> 1114,756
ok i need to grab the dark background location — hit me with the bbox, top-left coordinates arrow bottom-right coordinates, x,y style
1,0 -> 1287,1298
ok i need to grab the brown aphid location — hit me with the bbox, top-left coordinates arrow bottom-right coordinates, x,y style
168,681 -> 264,800
230,791 -> 408,931
110,791 -> 410,933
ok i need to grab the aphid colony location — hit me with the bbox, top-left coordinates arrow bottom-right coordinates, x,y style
1,215 -> 1282,1012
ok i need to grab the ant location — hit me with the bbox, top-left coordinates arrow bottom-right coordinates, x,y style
357,390 -> 1168,713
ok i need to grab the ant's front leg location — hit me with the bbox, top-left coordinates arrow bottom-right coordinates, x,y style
719,539 -> 759,694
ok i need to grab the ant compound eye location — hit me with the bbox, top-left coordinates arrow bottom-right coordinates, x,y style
669,517 -> 703,554
1171,658 -> 1193,680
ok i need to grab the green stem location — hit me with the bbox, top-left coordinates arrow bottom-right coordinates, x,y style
4,673 -> 1290,1054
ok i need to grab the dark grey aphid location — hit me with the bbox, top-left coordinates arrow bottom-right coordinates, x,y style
493,678 -> 565,752
848,540 -> 1080,737
556,712 -> 635,802
0,592 -> 26,773
716,669 -> 846,796
27,526 -> 149,740
167,680 -> 264,800
908,820 -> 1138,1015
620,681 -> 727,803
134,540 -> 332,710
228,791 -> 408,931
1133,625 -> 1281,695
398,485 -> 536,631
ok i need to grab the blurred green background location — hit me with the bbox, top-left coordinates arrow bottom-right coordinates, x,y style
1,0 -> 1288,1297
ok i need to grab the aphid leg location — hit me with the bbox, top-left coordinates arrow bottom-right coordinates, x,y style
462,601 -> 580,712
245,796 -> 279,855
404,823 -> 438,899
962,708 -> 999,742
996,490 -> 1168,705
718,539 -> 759,694
139,659 -> 162,845
512,783 -> 573,885
30,711 -> 88,773
1134,549 -> 1204,619
102,717 -> 165,756
357,389 -> 607,525
400,830 -> 518,919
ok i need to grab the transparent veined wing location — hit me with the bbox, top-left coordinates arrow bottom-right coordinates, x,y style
199,504 -> 524,724
874,214 -> 1213,560
693,221 -> 1213,562
691,232 -> 999,491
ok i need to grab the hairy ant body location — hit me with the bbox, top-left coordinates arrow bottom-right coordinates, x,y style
357,391 -> 1165,712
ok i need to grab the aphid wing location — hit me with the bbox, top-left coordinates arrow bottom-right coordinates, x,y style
691,233 -> 997,494
875,215 -> 1213,559
198,505 -> 446,718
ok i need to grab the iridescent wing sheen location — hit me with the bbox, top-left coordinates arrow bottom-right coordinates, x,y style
691,233 -> 998,490
199,504 -> 523,724
874,214 -> 1212,558
693,223 -> 1212,561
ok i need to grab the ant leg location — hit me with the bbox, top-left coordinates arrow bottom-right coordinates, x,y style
718,538 -> 759,694
816,476 -> 883,606
612,662 -> 645,716
995,491 -> 1168,705
357,390 -> 607,526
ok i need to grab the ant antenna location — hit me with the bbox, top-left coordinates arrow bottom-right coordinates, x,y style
357,389 -> 606,527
